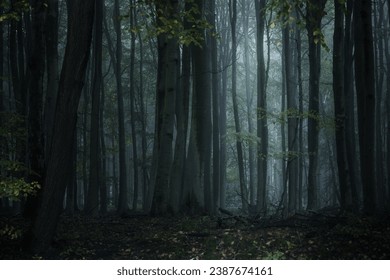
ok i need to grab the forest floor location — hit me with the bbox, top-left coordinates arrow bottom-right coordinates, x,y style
1,211 -> 390,259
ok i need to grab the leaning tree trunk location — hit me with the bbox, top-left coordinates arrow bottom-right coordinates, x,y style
29,0 -> 95,254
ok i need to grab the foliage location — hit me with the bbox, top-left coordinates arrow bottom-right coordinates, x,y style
127,0 -> 213,47
0,0 -> 30,22
0,224 -> 22,240
266,0 -> 330,51
0,178 -> 40,201
0,112 -> 41,201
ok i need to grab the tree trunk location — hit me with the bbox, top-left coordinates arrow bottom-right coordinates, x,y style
113,0 -> 128,214
306,0 -> 326,210
354,0 -> 376,214
243,0 -> 255,207
230,0 -> 248,213
86,0 -> 103,216
211,0 -> 220,214
29,0 -> 95,254
44,0 -> 59,160
282,16 -> 299,215
129,0 -> 139,211
24,0 -> 46,219
151,0 -> 178,215
255,0 -> 267,213
344,0 -> 360,211
333,0 -> 350,210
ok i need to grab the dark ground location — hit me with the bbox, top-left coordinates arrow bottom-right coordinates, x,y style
1,211 -> 390,259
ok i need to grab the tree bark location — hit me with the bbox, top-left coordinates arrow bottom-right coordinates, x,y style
29,0 -> 95,254
255,0 -> 267,213
333,0 -> 349,210
86,0 -> 103,216
129,0 -> 139,211
113,0 -> 128,214
306,0 -> 326,210
151,0 -> 178,215
354,0 -> 376,214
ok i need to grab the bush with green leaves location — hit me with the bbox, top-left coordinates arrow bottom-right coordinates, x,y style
0,112 -> 41,202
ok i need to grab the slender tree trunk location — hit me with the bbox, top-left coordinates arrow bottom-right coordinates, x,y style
99,71 -> 107,214
344,0 -> 360,211
211,0 -> 220,214
137,27 -> 148,211
385,0 -> 390,208
306,0 -> 326,210
44,0 -> 59,160
333,0 -> 349,210
374,0 -> 385,211
86,0 -> 103,216
113,0 -> 128,214
255,0 -> 267,213
243,0 -> 255,207
0,6 -> 3,112
230,0 -> 248,213
129,0 -> 139,211
295,9 -> 304,211
24,0 -> 46,219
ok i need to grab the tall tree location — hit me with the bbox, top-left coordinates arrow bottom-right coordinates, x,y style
344,0 -> 360,211
44,0 -> 59,158
24,0 -> 46,219
306,0 -> 327,210
28,0 -> 95,254
86,0 -> 104,216
332,0 -> 349,210
211,0 -> 221,214
242,0 -> 255,206
283,17 -> 299,215
230,0 -> 248,212
255,0 -> 267,213
354,0 -> 376,214
129,0 -> 139,211
113,0 -> 128,214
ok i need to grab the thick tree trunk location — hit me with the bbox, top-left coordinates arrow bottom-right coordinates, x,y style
151,0 -> 178,215
29,0 -> 95,254
354,0 -> 376,214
